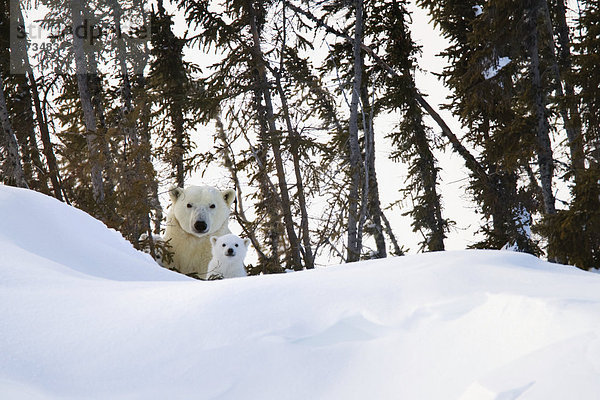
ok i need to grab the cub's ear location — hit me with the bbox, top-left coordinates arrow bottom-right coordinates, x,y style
222,188 -> 236,207
210,236 -> 219,247
243,238 -> 251,248
169,187 -> 184,203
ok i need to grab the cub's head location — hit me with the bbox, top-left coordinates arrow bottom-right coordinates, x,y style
210,234 -> 250,262
169,186 -> 236,237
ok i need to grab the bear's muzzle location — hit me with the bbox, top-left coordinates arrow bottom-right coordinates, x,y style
194,220 -> 208,233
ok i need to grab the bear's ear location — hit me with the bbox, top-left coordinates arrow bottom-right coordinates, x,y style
210,236 -> 218,247
243,238 -> 251,248
169,187 -> 184,203
222,188 -> 236,207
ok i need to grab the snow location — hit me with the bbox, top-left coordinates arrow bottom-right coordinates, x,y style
483,56 -> 512,79
1,185 -> 600,399
502,207 -> 532,251
473,5 -> 483,17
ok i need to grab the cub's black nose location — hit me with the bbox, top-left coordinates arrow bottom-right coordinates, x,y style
194,220 -> 208,233
227,248 -> 234,256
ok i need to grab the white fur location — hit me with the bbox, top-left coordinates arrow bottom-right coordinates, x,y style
207,234 -> 250,279
163,185 -> 236,278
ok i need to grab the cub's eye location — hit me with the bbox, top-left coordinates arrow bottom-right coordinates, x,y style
209,204 -> 216,209
187,203 -> 192,208
222,243 -> 226,247
235,244 -> 239,247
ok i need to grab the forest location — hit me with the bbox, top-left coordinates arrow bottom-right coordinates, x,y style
0,0 -> 598,273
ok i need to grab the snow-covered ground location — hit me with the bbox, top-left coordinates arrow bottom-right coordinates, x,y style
1,185 -> 600,400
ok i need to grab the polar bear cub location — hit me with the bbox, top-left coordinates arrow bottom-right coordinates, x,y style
207,234 -> 250,279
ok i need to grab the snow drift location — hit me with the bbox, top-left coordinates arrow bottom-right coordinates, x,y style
1,185 -> 600,399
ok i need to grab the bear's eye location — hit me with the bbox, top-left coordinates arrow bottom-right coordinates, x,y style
235,244 -> 239,247
222,243 -> 226,247
186,203 -> 192,208
209,204 -> 216,209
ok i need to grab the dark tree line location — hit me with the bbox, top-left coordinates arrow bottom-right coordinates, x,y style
1,0 -> 598,271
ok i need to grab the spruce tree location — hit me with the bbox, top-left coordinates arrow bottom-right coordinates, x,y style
104,0 -> 160,246
539,0 -> 600,269
346,0 -> 365,262
418,0 -> 544,254
148,0 -> 196,188
369,0 -> 448,252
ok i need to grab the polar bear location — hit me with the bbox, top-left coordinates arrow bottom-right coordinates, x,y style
207,234 -> 250,279
163,185 -> 236,278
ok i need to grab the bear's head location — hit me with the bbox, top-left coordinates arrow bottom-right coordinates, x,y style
210,234 -> 250,262
169,186 -> 236,237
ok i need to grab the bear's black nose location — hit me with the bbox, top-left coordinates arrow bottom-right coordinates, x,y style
194,220 -> 208,233
227,248 -> 234,256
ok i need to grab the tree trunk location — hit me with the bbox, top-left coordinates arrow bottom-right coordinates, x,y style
540,0 -> 584,179
246,88 -> 284,268
0,72 -> 28,188
132,0 -> 162,234
12,76 -> 48,192
360,86 -> 387,258
274,71 -> 315,269
27,71 -> 63,200
553,0 -> 583,173
111,0 -> 138,147
71,0 -> 105,203
346,0 -> 364,263
526,1 -> 556,215
171,103 -> 186,187
136,74 -> 163,234
246,0 -> 303,270
215,111 -> 269,266
12,0 -> 63,199
87,48 -> 116,201
413,124 -> 446,251
111,0 -> 150,242
154,0 -> 186,188
6,1 -> 42,189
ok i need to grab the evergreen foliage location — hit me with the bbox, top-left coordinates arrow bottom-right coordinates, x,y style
369,0 -> 448,252
418,0 -> 551,255
149,0 -> 200,188
0,0 -> 598,272
539,0 -> 600,269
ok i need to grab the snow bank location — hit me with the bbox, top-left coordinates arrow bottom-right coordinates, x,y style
1,185 -> 600,399
0,185 -> 185,282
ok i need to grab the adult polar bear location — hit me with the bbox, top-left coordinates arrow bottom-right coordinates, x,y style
164,185 -> 236,278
